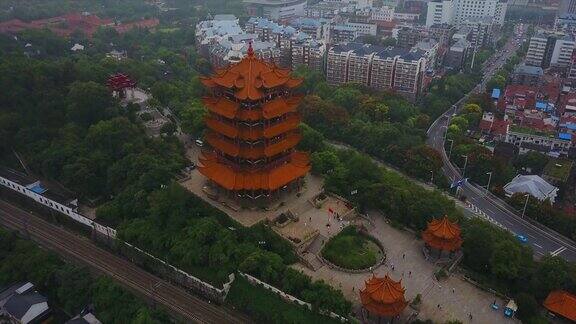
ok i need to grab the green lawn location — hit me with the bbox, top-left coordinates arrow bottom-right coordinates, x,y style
321,226 -> 382,270
543,159 -> 573,182
226,277 -> 342,324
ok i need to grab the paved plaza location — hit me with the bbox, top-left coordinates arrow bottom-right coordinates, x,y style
179,144 -> 324,227
293,211 -> 519,324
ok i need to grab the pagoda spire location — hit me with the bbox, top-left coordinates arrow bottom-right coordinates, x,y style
247,40 -> 254,57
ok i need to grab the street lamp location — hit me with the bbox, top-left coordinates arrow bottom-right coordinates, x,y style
430,170 -> 434,184
461,155 -> 468,177
521,194 -> 530,219
485,171 -> 493,195
447,139 -> 454,159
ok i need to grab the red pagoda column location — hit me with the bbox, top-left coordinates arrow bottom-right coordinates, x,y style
198,43 -> 310,200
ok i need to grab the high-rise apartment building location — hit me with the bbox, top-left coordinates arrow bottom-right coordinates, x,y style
426,0 -> 507,28
326,43 -> 427,100
526,31 -> 576,68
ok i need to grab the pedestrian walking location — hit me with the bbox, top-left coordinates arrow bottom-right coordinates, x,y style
469,313 -> 473,320
402,253 -> 406,259
437,304 -> 441,309
452,288 -> 455,293
409,271 -> 412,277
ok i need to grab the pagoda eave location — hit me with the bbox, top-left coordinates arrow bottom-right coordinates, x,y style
199,152 -> 310,191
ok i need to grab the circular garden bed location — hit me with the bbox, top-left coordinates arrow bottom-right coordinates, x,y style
321,226 -> 384,271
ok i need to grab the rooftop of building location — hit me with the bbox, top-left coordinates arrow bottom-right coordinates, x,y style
213,14 -> 238,21
557,13 -> 576,21
289,17 -> 326,28
450,38 -> 471,50
247,17 -> 298,35
243,0 -> 306,4
503,174 -> 558,200
415,38 -> 438,51
0,282 -> 49,323
514,64 -> 543,76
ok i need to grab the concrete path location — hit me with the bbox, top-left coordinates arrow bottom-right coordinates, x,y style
293,212 -> 519,324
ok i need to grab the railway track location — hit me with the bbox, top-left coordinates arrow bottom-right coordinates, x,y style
0,199 -> 249,324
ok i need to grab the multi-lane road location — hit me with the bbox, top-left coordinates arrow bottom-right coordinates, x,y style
0,199 -> 249,324
427,27 -> 576,262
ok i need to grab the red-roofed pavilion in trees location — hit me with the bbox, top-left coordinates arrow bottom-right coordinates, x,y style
106,73 -> 136,99
422,216 -> 463,259
198,43 -> 310,201
360,274 -> 408,322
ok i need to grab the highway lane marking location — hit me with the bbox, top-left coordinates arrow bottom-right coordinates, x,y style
525,233 -> 537,239
551,246 -> 567,256
533,243 -> 543,249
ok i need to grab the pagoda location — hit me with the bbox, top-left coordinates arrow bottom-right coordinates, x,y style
106,73 -> 136,99
422,216 -> 463,257
198,43 -> 310,200
360,274 -> 408,321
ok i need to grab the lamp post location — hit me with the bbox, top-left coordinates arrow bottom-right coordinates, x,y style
521,194 -> 530,219
485,171 -> 493,196
430,170 -> 434,184
461,155 -> 468,177
447,139 -> 454,159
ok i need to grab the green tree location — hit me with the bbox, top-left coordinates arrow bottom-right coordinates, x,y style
66,81 -> 113,127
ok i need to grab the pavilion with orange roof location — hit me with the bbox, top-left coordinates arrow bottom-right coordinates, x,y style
422,216 -> 463,259
198,43 -> 310,201
360,274 -> 408,322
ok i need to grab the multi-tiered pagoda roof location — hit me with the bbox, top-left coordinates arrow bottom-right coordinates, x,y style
198,44 -> 310,197
360,274 -> 408,317
422,216 -> 463,252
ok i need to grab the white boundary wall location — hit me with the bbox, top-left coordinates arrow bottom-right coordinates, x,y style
0,174 -> 237,301
0,175 -> 117,237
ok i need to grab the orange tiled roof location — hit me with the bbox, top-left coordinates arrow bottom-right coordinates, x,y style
202,97 -> 239,119
198,151 -> 310,191
200,44 -> 302,100
544,290 -> 576,321
205,131 -> 301,159
360,274 -> 408,317
262,95 -> 303,119
422,216 -> 462,251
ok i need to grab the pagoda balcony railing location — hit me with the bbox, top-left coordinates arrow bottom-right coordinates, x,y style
205,114 -> 300,140
213,152 -> 293,172
206,131 -> 301,159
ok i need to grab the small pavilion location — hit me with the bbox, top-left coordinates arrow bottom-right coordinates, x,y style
422,216 -> 463,260
106,73 -> 136,98
360,274 -> 408,323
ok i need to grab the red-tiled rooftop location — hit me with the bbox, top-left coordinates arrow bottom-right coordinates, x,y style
0,13 -> 157,38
